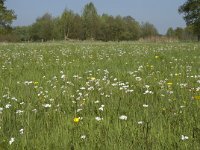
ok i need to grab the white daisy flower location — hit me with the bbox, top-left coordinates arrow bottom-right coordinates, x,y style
181,135 -> 189,140
9,137 -> 15,145
119,115 -> 128,120
95,117 -> 103,121
143,104 -> 148,108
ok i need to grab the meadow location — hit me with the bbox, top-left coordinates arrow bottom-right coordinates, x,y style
0,41 -> 200,149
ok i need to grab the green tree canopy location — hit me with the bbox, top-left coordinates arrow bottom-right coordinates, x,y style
166,27 -> 175,37
60,9 -> 75,40
179,0 -> 200,41
141,22 -> 158,38
82,2 -> 100,40
30,13 -> 54,41
0,0 -> 16,34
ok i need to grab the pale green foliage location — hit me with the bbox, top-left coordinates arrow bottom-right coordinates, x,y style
0,0 -> 16,34
30,13 -> 54,41
166,26 -> 197,41
82,2 -> 100,39
60,9 -> 75,40
141,22 -> 158,38
179,0 -> 200,40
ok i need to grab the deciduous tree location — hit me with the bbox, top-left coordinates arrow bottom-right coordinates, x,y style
82,2 -> 100,40
0,0 -> 16,34
179,0 -> 200,41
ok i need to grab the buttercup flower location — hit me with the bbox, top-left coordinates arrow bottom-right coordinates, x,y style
74,117 -> 80,123
167,82 -> 173,86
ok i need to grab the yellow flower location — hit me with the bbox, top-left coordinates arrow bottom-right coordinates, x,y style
34,81 -> 39,85
155,56 -> 159,59
73,117 -> 80,123
167,82 -> 173,86
90,77 -> 96,81
194,96 -> 200,100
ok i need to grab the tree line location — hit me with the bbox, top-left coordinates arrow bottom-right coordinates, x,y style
166,26 -> 197,41
1,2 -> 159,42
0,1 -> 199,42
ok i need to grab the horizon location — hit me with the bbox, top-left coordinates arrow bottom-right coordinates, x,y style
6,0 -> 186,35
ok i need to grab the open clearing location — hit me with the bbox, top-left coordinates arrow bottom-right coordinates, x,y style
0,42 -> 200,149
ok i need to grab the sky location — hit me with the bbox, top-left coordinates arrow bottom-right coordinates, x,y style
6,0 -> 186,34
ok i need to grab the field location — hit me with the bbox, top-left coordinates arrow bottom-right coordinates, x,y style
0,42 -> 200,149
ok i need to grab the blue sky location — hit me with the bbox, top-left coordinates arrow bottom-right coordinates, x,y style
6,0 -> 186,34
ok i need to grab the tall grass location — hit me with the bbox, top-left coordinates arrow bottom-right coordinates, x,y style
0,42 -> 200,149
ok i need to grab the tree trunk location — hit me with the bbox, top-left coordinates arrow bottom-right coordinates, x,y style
198,35 -> 200,42
64,28 -> 67,40
66,27 -> 69,39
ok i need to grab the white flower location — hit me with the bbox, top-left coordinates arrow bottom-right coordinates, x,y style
76,109 -> 82,112
95,117 -> 103,121
20,102 -> 25,105
9,137 -> 15,145
88,86 -> 94,91
105,95 -> 110,98
143,104 -> 148,108
135,77 -> 142,81
49,98 -> 54,102
99,107 -> 104,111
5,104 -> 11,109
138,121 -> 143,125
80,87 -> 86,90
81,135 -> 86,139
143,90 -> 153,95
0,107 -> 3,113
181,135 -> 189,140
16,110 -> 24,114
19,128 -> 24,135
32,109 -> 37,113
94,100 -> 99,104
114,78 -> 117,81
119,115 -> 128,120
42,104 -> 51,108
11,97 -> 17,101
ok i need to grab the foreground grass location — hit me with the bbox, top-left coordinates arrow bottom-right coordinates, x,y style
0,41 -> 200,149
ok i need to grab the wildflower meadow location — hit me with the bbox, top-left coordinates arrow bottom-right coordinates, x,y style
0,42 -> 200,149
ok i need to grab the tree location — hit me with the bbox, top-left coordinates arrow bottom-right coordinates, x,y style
69,14 -> 83,39
0,0 -> 16,34
98,14 -> 113,41
141,22 -> 158,38
60,9 -> 75,40
13,26 -> 31,41
82,2 -> 100,40
174,27 -> 184,40
30,13 -> 54,41
179,0 -> 200,41
52,17 -> 63,40
183,25 -> 196,40
122,16 -> 141,40
166,27 -> 175,37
